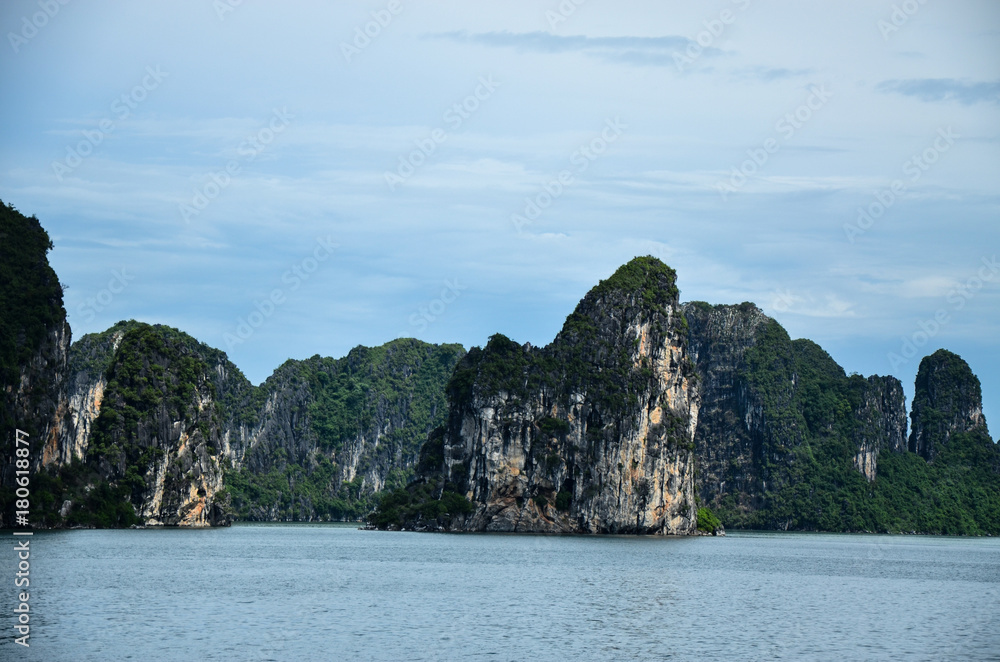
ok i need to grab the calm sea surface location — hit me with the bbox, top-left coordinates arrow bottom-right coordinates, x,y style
1,524 -> 997,661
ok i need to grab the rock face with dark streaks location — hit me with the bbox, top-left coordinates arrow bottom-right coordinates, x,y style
851,376 -> 908,481
40,322 -> 463,526
909,349 -> 989,461
682,302 -> 772,512
389,257 -> 700,535
0,202 -> 72,528
682,301 -> 908,526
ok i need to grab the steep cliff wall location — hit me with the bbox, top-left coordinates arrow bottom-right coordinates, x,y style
682,302 -> 908,528
0,202 -> 72,528
909,349 -> 988,461
379,257 -> 700,535
49,321 -> 141,467
225,339 -> 464,521
79,324 -> 252,526
682,302 -> 772,513
851,376 -> 908,480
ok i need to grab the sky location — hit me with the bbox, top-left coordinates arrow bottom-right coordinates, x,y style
1,0 -> 998,433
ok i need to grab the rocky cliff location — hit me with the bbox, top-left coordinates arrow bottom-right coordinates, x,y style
58,323 -> 254,526
851,376 -> 908,480
35,321 -> 462,526
682,301 -> 908,528
377,257 -> 700,535
224,339 -> 465,521
0,202 -> 72,528
7,205 -> 999,534
909,349 -> 988,461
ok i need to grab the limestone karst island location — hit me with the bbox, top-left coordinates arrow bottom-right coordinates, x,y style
2,201 -> 998,536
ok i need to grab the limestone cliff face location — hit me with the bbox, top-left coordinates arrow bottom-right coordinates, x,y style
909,349 -> 989,461
682,302 -> 771,510
682,302 -> 909,523
225,340 -> 464,521
83,324 -> 250,526
48,322 -> 136,467
0,202 -> 72,528
416,257 -> 699,534
851,377 -> 908,481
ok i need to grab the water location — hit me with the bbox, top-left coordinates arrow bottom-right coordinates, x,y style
1,525 -> 997,661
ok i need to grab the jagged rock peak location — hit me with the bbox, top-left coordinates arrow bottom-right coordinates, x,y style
574,255 -> 679,313
909,349 -> 989,461
387,256 -> 700,535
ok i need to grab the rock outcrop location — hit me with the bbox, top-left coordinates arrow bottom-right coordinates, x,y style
8,203 -> 998,535
682,301 -> 908,525
49,321 -> 139,467
851,376 -> 908,480
390,257 -> 700,535
226,339 -> 465,521
909,349 -> 989,461
0,202 -> 72,528
40,321 -> 463,526
80,324 -> 253,526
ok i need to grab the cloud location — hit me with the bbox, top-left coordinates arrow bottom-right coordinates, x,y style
731,66 -> 816,82
431,31 -> 722,67
876,78 -> 1000,105
767,291 -> 857,319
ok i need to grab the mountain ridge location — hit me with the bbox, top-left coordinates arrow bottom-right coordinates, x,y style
2,203 -> 997,534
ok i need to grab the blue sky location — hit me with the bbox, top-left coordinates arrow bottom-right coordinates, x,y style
1,0 -> 998,433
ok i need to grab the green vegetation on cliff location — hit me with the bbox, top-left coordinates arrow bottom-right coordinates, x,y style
225,339 -> 465,521
0,201 -> 65,389
307,340 -> 464,453
712,322 -> 1000,534
909,348 -> 986,460
0,201 -> 69,526
367,426 -> 475,529
88,324 -> 222,462
29,461 -> 141,528
446,256 -> 689,420
696,507 -> 723,534
591,255 -> 680,307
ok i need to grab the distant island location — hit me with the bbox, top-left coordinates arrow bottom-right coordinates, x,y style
3,200 -> 998,535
